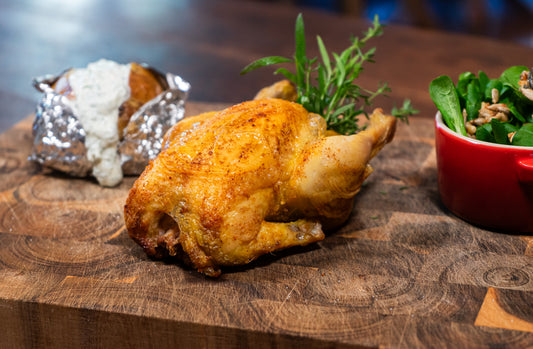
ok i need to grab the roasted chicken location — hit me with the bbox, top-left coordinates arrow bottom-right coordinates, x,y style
124,98 -> 396,277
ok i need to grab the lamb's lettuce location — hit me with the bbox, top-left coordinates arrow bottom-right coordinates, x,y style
429,66 -> 533,146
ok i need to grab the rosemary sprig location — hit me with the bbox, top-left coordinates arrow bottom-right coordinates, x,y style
241,14 -> 417,135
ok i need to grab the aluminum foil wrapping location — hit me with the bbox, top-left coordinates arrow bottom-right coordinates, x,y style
29,65 -> 190,179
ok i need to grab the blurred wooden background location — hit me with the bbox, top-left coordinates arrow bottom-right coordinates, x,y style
1,0 -> 532,132
248,0 -> 533,46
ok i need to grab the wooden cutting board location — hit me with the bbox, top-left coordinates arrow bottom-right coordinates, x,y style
0,101 -> 532,348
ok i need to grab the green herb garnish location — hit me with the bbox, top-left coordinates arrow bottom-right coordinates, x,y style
241,14 -> 416,135
429,66 -> 533,146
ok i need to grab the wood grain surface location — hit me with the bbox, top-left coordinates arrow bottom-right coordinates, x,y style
1,102 -> 533,348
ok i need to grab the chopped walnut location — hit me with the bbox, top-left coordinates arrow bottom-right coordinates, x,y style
464,101 -> 511,137
491,88 -> 499,104
508,131 -> 517,143
519,69 -> 533,101
465,121 -> 476,136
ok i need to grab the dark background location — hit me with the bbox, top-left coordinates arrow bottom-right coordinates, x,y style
251,0 -> 533,46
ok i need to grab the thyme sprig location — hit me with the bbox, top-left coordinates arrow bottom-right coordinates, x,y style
241,14 -> 417,135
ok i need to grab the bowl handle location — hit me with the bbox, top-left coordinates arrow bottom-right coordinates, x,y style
517,157 -> 533,183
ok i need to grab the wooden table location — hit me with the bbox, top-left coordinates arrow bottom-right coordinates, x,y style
1,0 -> 532,347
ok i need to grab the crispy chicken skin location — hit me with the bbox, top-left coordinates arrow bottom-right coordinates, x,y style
124,98 -> 396,277
254,80 -> 298,102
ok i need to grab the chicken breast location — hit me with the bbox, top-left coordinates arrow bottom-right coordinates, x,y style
124,98 -> 396,277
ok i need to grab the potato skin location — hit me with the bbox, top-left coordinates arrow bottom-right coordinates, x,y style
52,62 -> 165,139
118,63 -> 164,139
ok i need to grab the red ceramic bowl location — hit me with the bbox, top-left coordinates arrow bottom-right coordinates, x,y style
435,112 -> 533,233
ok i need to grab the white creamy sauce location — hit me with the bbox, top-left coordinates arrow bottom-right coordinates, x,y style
65,59 -> 131,186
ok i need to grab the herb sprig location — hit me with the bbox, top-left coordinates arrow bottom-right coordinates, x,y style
241,14 -> 416,135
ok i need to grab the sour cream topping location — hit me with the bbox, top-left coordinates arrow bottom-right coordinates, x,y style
65,59 -> 131,186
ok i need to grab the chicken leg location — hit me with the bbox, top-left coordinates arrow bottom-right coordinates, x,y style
286,108 -> 396,228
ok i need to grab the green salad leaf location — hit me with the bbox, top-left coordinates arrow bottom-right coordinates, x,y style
513,123 -> 533,146
491,119 -> 516,145
465,79 -> 481,121
500,65 -> 528,87
429,75 -> 467,136
475,123 -> 495,143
